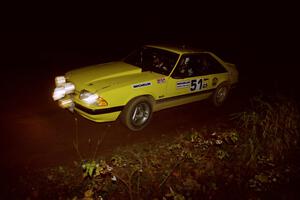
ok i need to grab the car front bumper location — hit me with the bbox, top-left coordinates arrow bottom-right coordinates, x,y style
57,96 -> 123,123
74,106 -> 122,122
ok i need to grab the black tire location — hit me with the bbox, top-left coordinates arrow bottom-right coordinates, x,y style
211,83 -> 230,107
120,96 -> 153,131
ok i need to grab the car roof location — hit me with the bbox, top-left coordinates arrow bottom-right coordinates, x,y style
145,44 -> 205,54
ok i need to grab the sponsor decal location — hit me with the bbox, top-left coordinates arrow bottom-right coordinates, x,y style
157,77 -> 166,84
132,82 -> 152,89
176,81 -> 190,89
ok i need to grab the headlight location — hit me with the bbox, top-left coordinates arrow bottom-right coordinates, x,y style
80,90 -> 99,105
79,90 -> 108,106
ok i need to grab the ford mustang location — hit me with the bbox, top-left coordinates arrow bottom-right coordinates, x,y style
52,45 -> 238,131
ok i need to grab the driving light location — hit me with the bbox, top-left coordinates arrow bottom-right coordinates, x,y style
58,98 -> 73,108
64,82 -> 75,94
52,82 -> 75,101
53,87 -> 66,101
55,76 -> 66,87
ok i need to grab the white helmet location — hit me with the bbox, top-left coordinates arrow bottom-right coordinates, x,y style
184,57 -> 190,64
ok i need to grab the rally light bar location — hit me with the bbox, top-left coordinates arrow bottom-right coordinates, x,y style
55,76 -> 66,87
52,76 -> 75,101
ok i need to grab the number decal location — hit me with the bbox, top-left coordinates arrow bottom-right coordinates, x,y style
191,80 -> 197,91
190,78 -> 207,91
198,79 -> 203,90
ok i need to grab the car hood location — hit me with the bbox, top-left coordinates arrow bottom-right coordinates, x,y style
66,61 -> 142,89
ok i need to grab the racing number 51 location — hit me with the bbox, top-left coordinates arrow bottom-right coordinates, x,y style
191,79 -> 203,91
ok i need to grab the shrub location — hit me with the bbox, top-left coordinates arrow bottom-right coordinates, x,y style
231,94 -> 300,166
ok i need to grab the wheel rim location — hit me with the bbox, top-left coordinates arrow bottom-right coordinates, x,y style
131,102 -> 150,126
216,87 -> 227,104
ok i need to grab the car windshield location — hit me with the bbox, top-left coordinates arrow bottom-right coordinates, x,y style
123,46 -> 179,76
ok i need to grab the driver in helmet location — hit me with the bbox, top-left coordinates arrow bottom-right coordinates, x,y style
153,55 -> 168,71
179,57 -> 194,76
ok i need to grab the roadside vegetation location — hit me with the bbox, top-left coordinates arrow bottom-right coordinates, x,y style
13,94 -> 300,199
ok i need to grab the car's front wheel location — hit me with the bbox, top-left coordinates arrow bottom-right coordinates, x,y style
121,96 -> 153,131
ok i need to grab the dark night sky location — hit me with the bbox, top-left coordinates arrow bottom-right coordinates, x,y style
1,2 -> 299,89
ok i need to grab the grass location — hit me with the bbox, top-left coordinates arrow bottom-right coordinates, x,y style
11,93 -> 300,199
231,94 -> 300,166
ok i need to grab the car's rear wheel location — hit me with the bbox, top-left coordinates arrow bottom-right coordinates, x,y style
121,96 -> 153,131
212,83 -> 230,107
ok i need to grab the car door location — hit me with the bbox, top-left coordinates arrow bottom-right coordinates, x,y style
165,53 -> 228,99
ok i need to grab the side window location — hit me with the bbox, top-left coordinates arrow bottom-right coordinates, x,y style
171,53 -> 227,79
191,55 -> 210,76
172,55 -> 201,78
202,54 -> 227,74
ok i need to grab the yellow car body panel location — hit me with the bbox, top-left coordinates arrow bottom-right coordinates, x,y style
53,45 -> 238,124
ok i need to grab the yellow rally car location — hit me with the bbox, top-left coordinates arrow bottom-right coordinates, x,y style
52,45 -> 238,131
